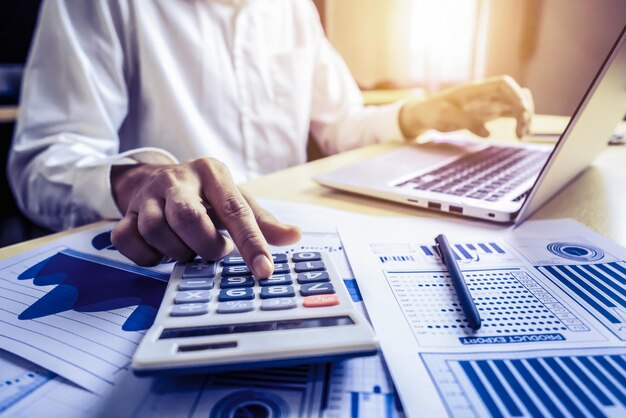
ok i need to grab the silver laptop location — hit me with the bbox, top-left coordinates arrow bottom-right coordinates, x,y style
315,25 -> 626,224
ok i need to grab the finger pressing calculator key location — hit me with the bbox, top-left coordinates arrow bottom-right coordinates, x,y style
132,251 -> 378,375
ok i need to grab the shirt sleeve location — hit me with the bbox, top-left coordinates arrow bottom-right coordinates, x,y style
307,6 -> 405,156
8,0 -> 177,231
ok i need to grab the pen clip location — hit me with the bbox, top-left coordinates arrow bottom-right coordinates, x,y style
434,244 -> 445,263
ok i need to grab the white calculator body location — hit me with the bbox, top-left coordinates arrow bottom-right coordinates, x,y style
132,251 -> 378,374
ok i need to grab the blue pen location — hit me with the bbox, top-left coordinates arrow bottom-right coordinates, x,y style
435,234 -> 482,330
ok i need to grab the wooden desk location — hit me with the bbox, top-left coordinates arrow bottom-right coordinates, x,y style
1,115 -> 625,261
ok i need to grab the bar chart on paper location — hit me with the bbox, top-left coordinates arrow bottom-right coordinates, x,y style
536,261 -> 626,340
324,355 -> 403,418
0,350 -> 55,414
422,348 -> 626,418
416,241 -> 519,265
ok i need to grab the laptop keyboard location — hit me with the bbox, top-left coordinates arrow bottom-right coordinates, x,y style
395,145 -> 549,202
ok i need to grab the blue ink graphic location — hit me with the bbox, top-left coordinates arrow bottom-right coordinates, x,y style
17,249 -> 166,331
0,350 -> 56,413
419,241 -> 507,261
546,242 -> 605,262
92,231 -> 117,251
423,352 -> 626,418
343,279 -> 363,302
92,230 -> 175,264
537,262 -> 626,340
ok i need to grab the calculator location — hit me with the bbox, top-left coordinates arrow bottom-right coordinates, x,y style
132,251 -> 378,375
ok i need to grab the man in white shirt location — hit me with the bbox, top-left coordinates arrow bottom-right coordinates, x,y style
9,0 -> 533,278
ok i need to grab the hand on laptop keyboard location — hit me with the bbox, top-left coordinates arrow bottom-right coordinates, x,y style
398,75 -> 534,139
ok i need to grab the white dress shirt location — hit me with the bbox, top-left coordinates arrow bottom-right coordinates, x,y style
9,0 -> 404,231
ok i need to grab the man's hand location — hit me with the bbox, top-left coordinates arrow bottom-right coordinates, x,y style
399,75 -> 534,139
110,158 -> 301,277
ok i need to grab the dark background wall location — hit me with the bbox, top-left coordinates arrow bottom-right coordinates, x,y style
1,0 -> 47,247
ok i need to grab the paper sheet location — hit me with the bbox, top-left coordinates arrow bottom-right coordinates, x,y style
0,200 -> 403,417
0,223 -> 171,393
340,217 -> 626,417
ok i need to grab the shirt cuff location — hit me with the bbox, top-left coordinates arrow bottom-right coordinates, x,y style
73,147 -> 178,221
375,100 -> 406,143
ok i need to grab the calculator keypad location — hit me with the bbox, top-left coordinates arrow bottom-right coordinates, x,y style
259,275 -> 293,286
217,300 -> 254,314
296,272 -> 329,284
220,276 -> 254,288
169,252 -> 342,318
183,261 -> 217,278
219,288 -> 255,301
299,282 -> 335,296
260,298 -> 297,311
260,285 -> 296,299
303,294 -> 339,308
171,303 -> 209,316
174,290 -> 211,304
178,278 -> 214,290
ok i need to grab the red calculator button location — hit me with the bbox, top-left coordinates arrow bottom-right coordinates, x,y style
303,294 -> 339,308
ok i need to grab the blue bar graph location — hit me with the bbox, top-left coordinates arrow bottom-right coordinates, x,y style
476,361 -> 522,416
348,388 -> 397,418
537,262 -> 626,339
379,255 -> 415,264
419,241 -> 508,261
450,353 -> 626,418
490,243 -> 505,254
455,244 -> 472,260
478,243 -> 492,253
460,361 -> 503,418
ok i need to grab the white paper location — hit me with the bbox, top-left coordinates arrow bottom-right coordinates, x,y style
340,216 -> 626,417
0,223 -> 171,393
0,200 -> 403,417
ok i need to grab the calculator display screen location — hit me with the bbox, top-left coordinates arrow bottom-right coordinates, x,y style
160,316 -> 354,339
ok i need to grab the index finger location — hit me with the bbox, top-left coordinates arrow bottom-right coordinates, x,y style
196,159 -> 274,278
460,76 -> 532,138
490,77 -> 532,138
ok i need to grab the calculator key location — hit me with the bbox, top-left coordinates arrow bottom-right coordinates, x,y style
259,275 -> 293,286
271,253 -> 288,263
272,263 -> 291,275
219,288 -> 255,301
183,261 -> 217,278
178,278 -> 214,290
222,254 -> 246,266
303,294 -> 339,308
171,303 -> 209,316
296,272 -> 330,284
260,286 -> 295,299
300,282 -> 335,296
175,290 -> 211,304
217,300 -> 254,314
292,252 -> 322,262
222,265 -> 252,277
260,298 -> 297,311
220,276 -> 254,288
294,261 -> 326,273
